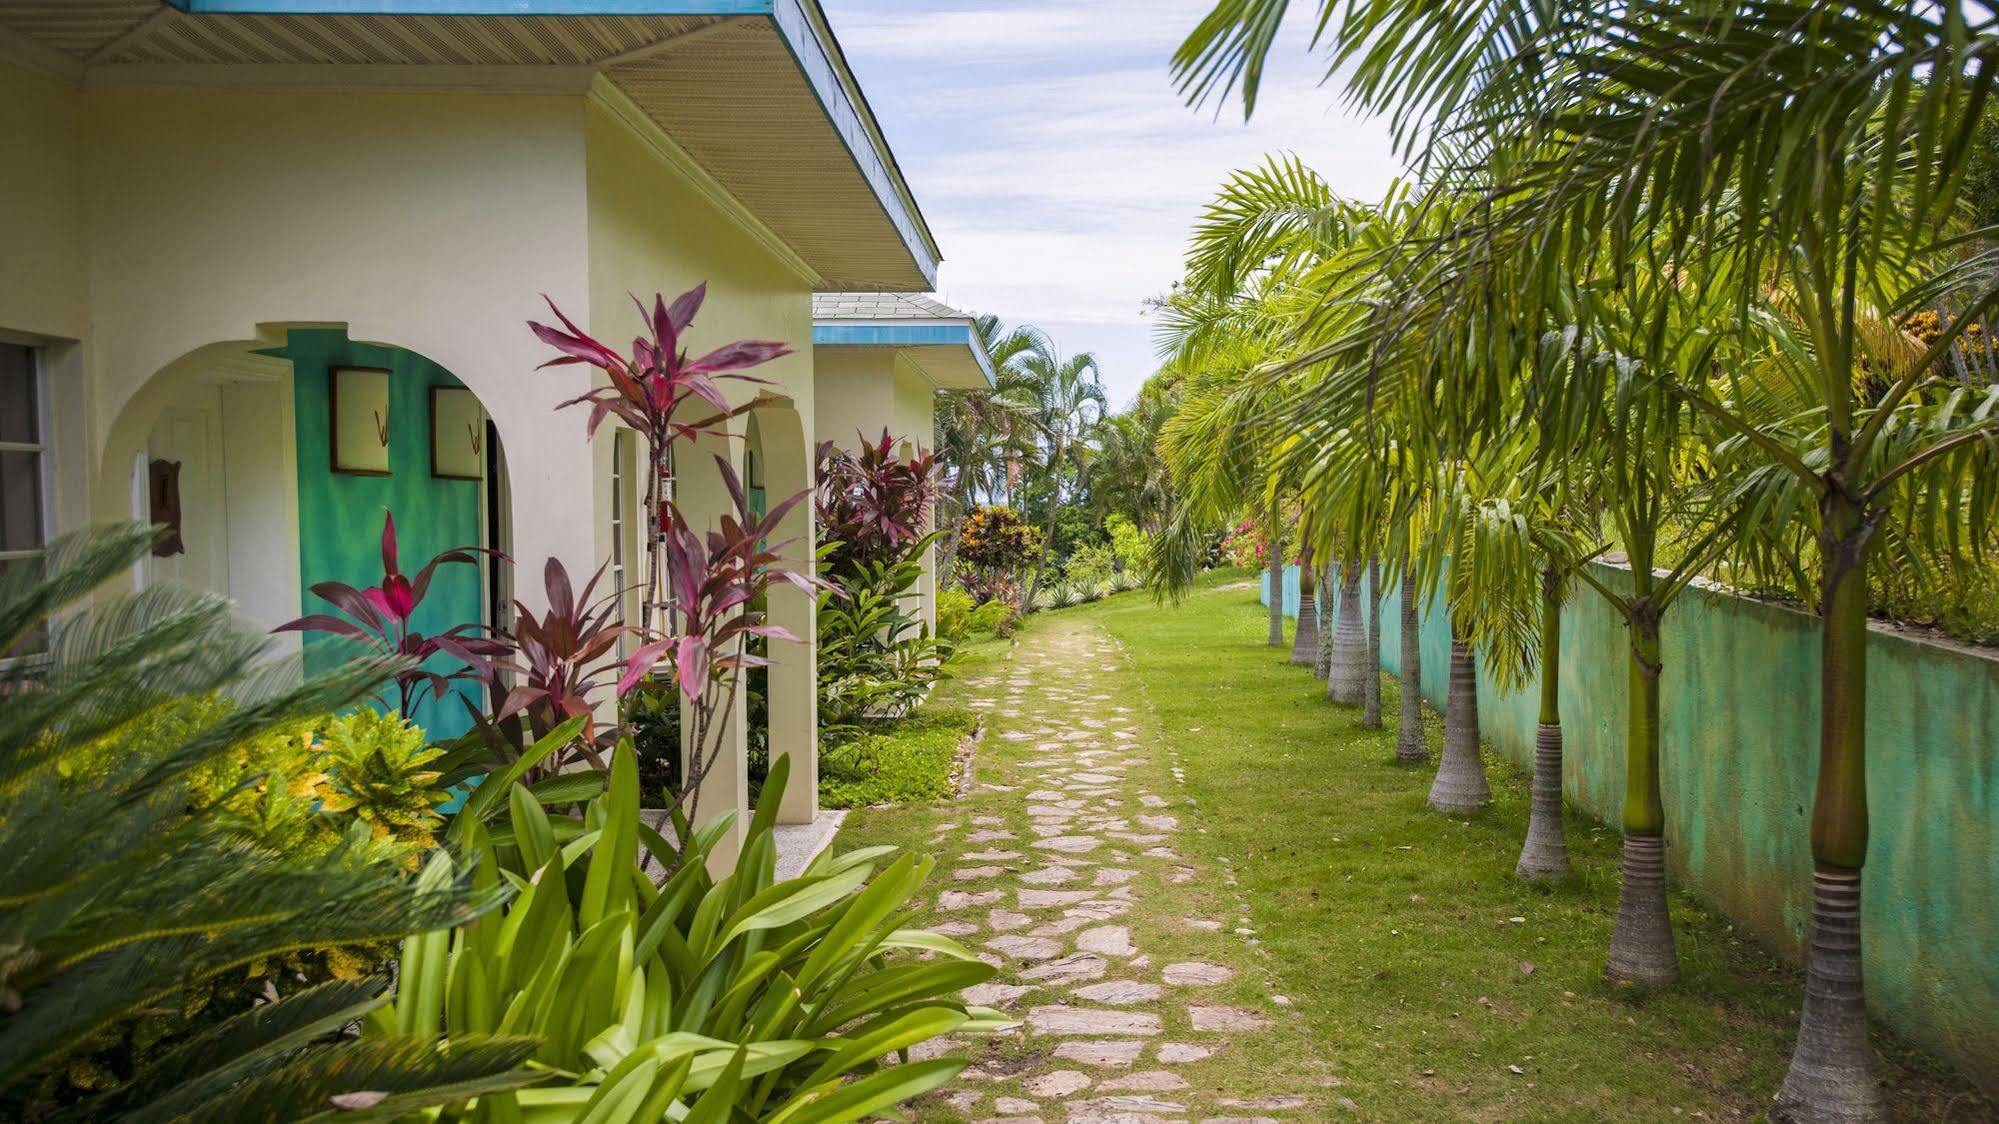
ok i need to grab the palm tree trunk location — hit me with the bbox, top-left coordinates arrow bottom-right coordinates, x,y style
1290,559 -> 1320,666
1396,557 -> 1427,763
1266,507 -> 1287,647
1605,599 -> 1678,986
1023,438 -> 1066,611
1773,500 -> 1883,1122
1314,563 -> 1335,681
1427,631 -> 1490,812
1361,554 -> 1383,728
1516,566 -> 1572,880
1328,565 -> 1367,703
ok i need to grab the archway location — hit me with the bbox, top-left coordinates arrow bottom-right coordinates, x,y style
93,329 -> 513,739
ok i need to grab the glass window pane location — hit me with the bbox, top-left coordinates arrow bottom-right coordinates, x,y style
0,345 -> 36,445
0,558 -> 48,659
0,450 -> 44,553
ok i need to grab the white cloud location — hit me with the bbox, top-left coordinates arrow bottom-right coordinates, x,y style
823,0 -> 1406,400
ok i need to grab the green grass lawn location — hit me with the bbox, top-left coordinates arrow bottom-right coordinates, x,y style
841,572 -> 1989,1121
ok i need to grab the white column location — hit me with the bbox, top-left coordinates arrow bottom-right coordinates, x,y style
675,424 -> 750,875
757,402 -> 818,825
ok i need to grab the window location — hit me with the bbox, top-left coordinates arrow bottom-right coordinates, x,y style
1,343 -> 49,659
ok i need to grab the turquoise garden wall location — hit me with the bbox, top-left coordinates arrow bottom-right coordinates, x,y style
1265,562 -> 1999,1089
270,330 -> 486,738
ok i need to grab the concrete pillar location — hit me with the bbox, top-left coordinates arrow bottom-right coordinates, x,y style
675,423 -> 749,876
755,399 -> 818,825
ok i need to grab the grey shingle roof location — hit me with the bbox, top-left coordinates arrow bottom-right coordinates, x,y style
812,292 -> 971,322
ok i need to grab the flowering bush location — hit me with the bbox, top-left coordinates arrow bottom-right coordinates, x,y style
1219,519 -> 1266,570
958,505 -> 1040,576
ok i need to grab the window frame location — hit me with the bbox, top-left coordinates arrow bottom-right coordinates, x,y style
0,342 -> 53,668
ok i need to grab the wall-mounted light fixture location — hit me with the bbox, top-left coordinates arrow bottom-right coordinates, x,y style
330,366 -> 391,476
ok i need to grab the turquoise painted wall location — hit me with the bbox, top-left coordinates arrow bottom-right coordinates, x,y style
269,330 -> 485,739
1262,561 -> 1999,1088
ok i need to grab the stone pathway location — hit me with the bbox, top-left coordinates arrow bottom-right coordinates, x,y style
899,615 -> 1329,1123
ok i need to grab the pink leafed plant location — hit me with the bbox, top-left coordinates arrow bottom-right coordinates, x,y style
530,285 -> 791,636
276,511 -> 509,718
489,557 -> 633,770
617,456 -> 832,833
815,429 -> 945,577
529,285 -> 826,846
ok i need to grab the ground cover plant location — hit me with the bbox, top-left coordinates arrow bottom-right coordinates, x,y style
819,706 -> 978,808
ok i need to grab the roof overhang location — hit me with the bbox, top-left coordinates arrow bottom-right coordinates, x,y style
813,320 -> 997,390
0,0 -> 938,290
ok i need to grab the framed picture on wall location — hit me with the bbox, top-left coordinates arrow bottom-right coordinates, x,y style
430,386 -> 486,481
330,366 -> 391,476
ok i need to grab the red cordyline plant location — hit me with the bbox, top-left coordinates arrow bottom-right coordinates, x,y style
815,429 -> 945,577
618,457 -> 831,834
530,284 -> 791,634
531,284 -> 823,849
276,511 -> 508,717
490,557 -> 632,770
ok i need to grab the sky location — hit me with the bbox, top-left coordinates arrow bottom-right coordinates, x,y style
820,1 -> 1406,407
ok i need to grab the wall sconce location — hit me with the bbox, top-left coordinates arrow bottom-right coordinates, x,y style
330,366 -> 391,476
430,385 -> 486,481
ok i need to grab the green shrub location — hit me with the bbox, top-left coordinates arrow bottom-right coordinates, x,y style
1113,570 -> 1146,593
967,597 -> 1016,636
1065,542 -> 1117,587
938,586 -> 977,641
624,671 -> 771,808
821,708 -> 978,808
382,750 -> 1005,1120
818,534 -> 955,737
1106,514 -> 1150,575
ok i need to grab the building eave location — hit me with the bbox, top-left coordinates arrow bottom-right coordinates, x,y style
14,0 -> 941,290
813,320 -> 997,390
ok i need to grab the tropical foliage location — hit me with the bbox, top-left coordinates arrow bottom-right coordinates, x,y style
378,751 -> 1005,1121
0,525 -> 532,1120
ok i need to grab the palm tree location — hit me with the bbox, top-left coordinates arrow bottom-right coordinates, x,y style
1092,373 -> 1181,536
1179,2 -> 1999,1115
1289,548 -> 1320,665
936,315 -> 1049,575
1021,348 -> 1108,609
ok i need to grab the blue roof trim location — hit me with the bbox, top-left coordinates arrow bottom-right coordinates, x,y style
814,323 -> 997,387
168,1 -> 773,13
770,0 -> 939,286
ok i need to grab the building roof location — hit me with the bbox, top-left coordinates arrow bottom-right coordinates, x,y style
0,0 -> 939,291
812,292 -> 995,389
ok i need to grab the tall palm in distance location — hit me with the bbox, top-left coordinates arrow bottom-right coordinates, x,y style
1021,348 -> 1109,609
935,315 -> 1051,575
